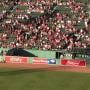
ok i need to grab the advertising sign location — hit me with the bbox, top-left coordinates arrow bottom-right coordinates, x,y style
48,59 -> 56,64
5,56 -> 28,63
32,57 -> 47,64
61,59 -> 86,67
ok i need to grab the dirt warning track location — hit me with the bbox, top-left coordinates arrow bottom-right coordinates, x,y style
0,63 -> 90,73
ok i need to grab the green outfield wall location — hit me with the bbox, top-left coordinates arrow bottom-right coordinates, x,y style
0,48 -> 90,65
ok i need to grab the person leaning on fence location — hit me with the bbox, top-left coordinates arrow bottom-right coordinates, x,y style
0,50 -> 6,63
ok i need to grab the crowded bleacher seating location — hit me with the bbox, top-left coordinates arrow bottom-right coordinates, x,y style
0,0 -> 90,51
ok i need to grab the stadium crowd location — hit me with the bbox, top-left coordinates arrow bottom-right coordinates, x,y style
0,0 -> 90,50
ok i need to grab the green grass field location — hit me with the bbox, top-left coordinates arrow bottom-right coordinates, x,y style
0,68 -> 90,90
